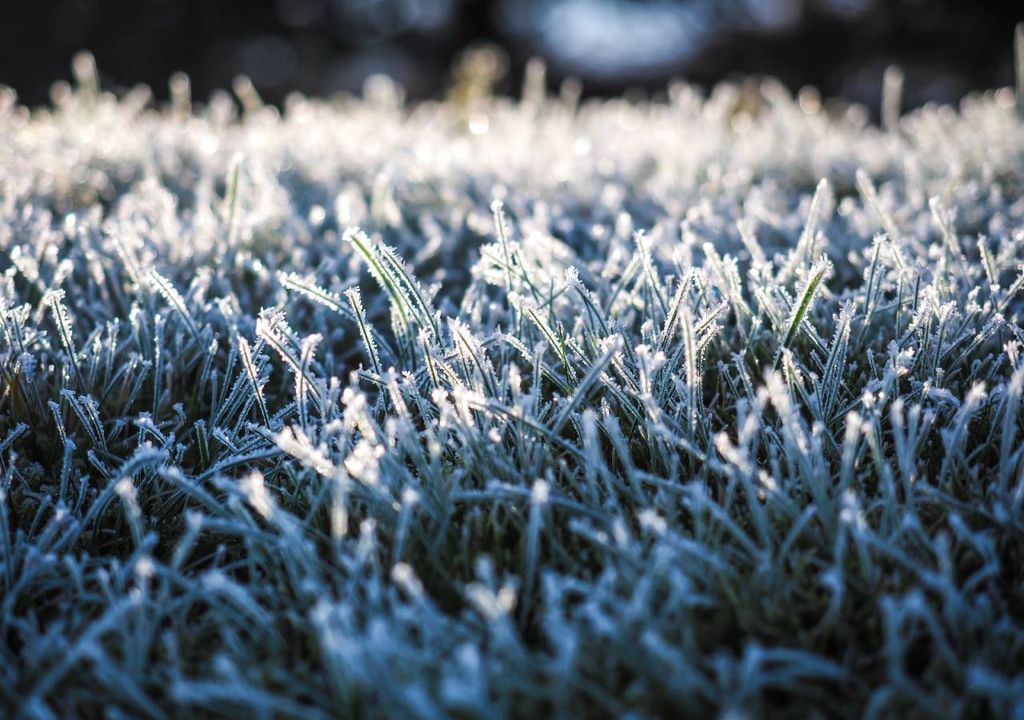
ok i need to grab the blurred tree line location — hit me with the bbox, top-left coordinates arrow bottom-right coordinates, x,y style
0,0 -> 1019,112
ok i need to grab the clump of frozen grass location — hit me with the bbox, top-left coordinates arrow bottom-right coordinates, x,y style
2,53 -> 1024,718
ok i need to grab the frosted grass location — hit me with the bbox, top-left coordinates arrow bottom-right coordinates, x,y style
1,53 -> 1024,717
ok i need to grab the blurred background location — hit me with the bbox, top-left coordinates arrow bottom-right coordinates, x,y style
0,0 -> 1020,114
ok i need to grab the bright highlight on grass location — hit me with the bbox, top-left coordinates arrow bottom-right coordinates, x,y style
1,49 -> 1024,717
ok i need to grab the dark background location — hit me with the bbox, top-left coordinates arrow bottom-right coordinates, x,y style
0,0 -> 1020,113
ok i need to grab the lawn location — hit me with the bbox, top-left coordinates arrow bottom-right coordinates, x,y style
2,55 -> 1024,717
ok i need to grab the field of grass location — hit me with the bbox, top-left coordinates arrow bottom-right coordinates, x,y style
2,54 -> 1024,717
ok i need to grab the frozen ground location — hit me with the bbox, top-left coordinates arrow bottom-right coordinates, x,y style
2,56 -> 1024,717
